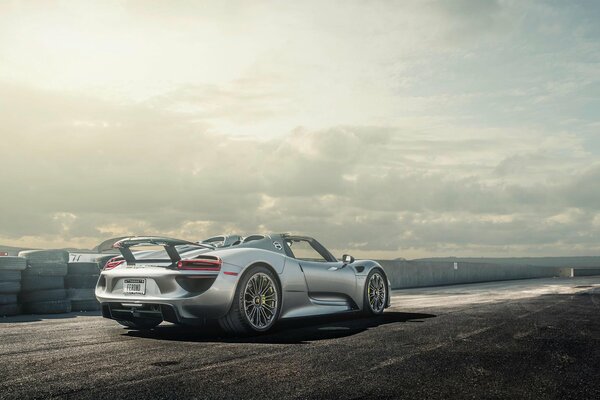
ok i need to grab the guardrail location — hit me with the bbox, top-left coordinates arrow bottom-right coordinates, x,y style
376,259 -> 600,290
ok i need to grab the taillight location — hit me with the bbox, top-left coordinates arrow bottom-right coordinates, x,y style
104,257 -> 125,270
177,257 -> 222,271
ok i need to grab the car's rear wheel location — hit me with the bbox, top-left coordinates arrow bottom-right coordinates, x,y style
219,265 -> 281,335
362,269 -> 387,316
116,318 -> 160,330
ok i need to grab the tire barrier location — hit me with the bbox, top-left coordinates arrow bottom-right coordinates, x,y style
21,276 -> 64,291
67,262 -> 100,275
23,299 -> 71,314
0,270 -> 23,281
66,262 -> 100,311
22,262 -> 68,277
0,294 -> 18,305
2,251 -> 109,317
0,303 -> 21,317
65,274 -> 100,288
0,256 -> 27,271
0,256 -> 24,316
20,289 -> 67,303
18,250 -> 69,315
17,249 -> 69,264
0,281 -> 21,294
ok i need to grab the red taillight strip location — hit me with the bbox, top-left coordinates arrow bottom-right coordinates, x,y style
187,275 -> 218,279
104,257 -> 125,270
177,258 -> 222,271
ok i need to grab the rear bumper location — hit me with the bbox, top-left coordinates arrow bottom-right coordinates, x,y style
100,302 -> 205,325
95,264 -> 242,321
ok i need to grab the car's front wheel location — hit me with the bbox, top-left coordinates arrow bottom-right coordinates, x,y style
362,269 -> 387,316
219,265 -> 281,335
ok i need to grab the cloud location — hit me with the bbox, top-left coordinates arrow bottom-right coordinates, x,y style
1,83 -> 599,257
0,1 -> 599,257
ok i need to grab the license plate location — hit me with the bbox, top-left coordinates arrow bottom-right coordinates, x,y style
123,279 -> 146,295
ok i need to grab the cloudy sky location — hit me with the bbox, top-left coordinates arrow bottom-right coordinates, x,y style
0,0 -> 599,258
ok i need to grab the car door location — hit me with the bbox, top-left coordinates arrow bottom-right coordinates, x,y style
284,238 -> 356,302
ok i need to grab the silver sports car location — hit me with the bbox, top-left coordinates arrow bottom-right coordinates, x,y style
96,233 -> 391,334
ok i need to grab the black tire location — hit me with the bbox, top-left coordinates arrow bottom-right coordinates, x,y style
18,249 -> 69,264
0,270 -> 21,281
362,268 -> 388,316
21,276 -> 64,291
116,318 -> 161,330
67,262 -> 100,275
0,303 -> 20,317
23,263 -> 68,277
23,299 -> 71,314
20,289 -> 67,303
0,294 -> 18,305
65,275 -> 99,289
218,265 -> 281,335
67,288 -> 96,300
71,299 -> 101,311
0,281 -> 21,294
0,256 -> 27,271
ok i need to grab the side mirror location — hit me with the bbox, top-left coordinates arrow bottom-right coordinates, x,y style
342,254 -> 355,265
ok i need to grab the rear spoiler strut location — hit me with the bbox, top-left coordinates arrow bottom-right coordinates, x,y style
112,236 -> 213,266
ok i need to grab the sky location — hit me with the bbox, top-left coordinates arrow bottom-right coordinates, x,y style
0,0 -> 599,258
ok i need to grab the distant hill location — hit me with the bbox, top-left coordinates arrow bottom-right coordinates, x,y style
413,256 -> 600,268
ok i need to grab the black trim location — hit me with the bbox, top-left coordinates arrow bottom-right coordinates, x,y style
281,239 -> 295,258
160,304 -> 179,323
101,303 -> 112,319
112,236 -> 210,266
119,247 -> 136,265
165,245 -> 181,263
283,235 -> 337,263
113,236 -> 207,248
101,302 -> 209,326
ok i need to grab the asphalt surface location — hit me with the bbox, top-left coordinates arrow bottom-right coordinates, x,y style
1,276 -> 599,400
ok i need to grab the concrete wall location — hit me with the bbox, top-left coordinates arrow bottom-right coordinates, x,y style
377,260 -> 565,289
573,268 -> 600,277
415,256 -> 600,268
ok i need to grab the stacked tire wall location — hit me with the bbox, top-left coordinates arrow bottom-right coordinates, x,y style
18,250 -> 71,314
0,257 -> 26,316
66,262 -> 101,311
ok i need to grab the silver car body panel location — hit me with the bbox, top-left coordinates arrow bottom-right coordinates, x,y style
96,233 -> 391,324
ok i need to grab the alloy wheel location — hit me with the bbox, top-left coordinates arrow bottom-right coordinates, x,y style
243,272 -> 278,329
367,272 -> 386,313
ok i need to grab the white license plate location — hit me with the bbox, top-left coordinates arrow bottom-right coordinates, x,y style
123,279 -> 146,295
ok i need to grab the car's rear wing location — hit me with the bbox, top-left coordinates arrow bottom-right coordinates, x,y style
112,236 -> 213,265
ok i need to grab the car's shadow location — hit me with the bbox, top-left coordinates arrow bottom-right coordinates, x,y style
122,311 -> 436,344
0,310 -> 101,323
